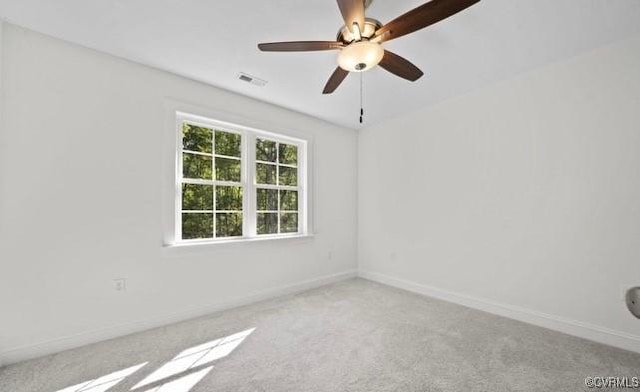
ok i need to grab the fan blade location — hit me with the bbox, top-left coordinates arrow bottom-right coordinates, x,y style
323,67 -> 349,94
373,0 -> 480,43
258,41 -> 343,52
337,0 -> 365,32
379,50 -> 424,81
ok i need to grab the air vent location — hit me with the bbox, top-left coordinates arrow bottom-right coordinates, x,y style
237,72 -> 268,87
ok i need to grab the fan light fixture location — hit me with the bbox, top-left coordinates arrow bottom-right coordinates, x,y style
257,0 -> 482,122
257,0 -> 483,97
337,41 -> 384,72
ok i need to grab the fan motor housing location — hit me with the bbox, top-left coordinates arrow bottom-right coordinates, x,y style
337,18 -> 383,44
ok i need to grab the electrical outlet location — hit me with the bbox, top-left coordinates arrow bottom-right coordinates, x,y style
114,278 -> 126,292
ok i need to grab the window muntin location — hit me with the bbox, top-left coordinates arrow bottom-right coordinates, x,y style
255,138 -> 299,235
176,114 -> 306,243
180,122 -> 244,240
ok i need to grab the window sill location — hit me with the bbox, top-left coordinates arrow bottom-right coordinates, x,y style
162,234 -> 315,256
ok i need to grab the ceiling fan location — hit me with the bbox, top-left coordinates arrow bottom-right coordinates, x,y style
258,0 -> 481,94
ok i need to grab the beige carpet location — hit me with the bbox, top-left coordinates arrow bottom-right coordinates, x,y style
1,278 -> 639,392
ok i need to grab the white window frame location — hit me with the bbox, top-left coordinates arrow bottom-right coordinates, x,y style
174,112 -> 309,245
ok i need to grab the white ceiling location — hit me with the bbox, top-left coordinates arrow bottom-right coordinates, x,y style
1,0 -> 640,129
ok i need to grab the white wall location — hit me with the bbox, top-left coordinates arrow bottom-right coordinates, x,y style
0,23 -> 357,364
359,34 -> 640,352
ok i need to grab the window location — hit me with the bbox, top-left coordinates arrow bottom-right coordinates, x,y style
255,138 -> 299,235
175,113 -> 307,243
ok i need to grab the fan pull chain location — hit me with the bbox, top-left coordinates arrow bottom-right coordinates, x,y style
359,73 -> 363,124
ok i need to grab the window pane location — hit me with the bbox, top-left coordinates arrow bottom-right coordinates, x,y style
216,213 -> 242,237
216,186 -> 243,211
215,157 -> 241,182
256,139 -> 276,162
215,131 -> 241,157
182,184 -> 213,210
182,213 -> 213,239
279,166 -> 297,186
257,188 -> 278,211
279,143 -> 297,165
182,123 -> 213,153
257,213 -> 278,235
183,153 -> 212,180
279,190 -> 298,211
256,163 -> 276,185
280,213 -> 298,233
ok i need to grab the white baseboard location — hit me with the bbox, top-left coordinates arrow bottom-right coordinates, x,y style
359,270 -> 640,354
0,269 -> 357,366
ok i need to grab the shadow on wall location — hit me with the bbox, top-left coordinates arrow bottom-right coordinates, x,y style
55,328 -> 255,392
